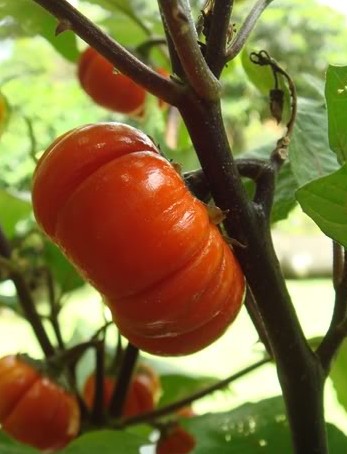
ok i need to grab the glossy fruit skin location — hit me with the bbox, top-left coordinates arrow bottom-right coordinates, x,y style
32,122 -> 245,356
83,373 -> 155,417
0,355 -> 80,452
78,47 -> 146,115
156,426 -> 196,454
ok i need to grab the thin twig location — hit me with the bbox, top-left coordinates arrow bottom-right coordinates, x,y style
44,267 -> 65,350
244,286 -> 273,357
23,116 -> 38,163
236,158 -> 275,219
117,357 -> 271,427
109,332 -> 124,374
108,343 -> 139,418
91,339 -> 106,425
0,253 -> 55,358
235,52 -> 297,220
134,37 -> 168,61
91,321 -> 114,340
205,0 -> 234,77
226,0 -> 275,61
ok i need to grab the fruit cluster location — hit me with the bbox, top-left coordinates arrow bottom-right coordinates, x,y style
83,363 -> 196,454
0,355 -> 195,453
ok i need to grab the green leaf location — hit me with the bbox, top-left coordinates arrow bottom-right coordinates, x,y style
0,190 -> 31,238
0,431 -> 39,453
325,65 -> 347,164
289,98 -> 339,186
271,162 -> 298,223
295,164 -> 347,248
0,0 -> 79,62
61,430 -> 149,454
158,374 -> 217,408
330,339 -> 347,414
43,241 -> 85,293
183,396 -> 347,453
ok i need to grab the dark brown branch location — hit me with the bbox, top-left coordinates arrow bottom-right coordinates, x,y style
48,340 -> 99,424
108,343 -> 139,418
44,267 -> 65,350
134,37 -> 168,61
178,96 -> 327,453
118,357 -> 270,427
158,0 -> 221,100
109,332 -> 124,374
157,6 -> 184,79
226,0 -> 275,61
184,158 -> 274,211
32,0 -> 181,106
237,158 -> 275,219
91,340 -> 106,425
205,0 -> 234,77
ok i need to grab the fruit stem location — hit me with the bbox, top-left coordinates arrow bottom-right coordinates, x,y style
226,0 -> 275,61
108,342 -> 139,418
0,226 -> 55,358
91,339 -> 106,425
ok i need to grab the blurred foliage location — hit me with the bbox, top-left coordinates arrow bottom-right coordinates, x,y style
0,431 -> 39,453
158,373 -> 217,408
62,429 -> 150,454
